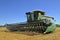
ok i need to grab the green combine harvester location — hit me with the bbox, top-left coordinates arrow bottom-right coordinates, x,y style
5,10 -> 56,34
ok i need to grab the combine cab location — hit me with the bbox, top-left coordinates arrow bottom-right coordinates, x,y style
5,10 -> 56,34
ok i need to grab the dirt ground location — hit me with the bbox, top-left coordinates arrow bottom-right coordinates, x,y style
0,27 -> 60,40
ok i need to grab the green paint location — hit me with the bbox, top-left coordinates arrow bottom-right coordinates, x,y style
26,10 -> 56,33
44,23 -> 56,34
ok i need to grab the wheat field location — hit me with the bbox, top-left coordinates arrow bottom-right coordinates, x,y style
0,27 -> 60,40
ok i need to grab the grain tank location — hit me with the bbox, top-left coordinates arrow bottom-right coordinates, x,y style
6,10 -> 56,34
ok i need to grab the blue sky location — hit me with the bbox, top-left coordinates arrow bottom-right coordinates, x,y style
0,0 -> 60,25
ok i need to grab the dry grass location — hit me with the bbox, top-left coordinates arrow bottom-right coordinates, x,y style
0,27 -> 60,40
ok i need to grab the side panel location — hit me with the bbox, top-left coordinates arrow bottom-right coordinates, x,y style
44,23 -> 56,34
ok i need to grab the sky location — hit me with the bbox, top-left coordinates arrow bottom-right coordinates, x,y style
0,0 -> 60,25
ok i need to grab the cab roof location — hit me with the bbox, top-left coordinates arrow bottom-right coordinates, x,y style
26,10 -> 45,15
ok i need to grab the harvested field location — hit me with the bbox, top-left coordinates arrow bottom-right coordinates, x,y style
0,27 -> 60,40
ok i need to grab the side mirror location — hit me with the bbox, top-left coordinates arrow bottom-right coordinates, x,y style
51,18 -> 56,22
52,18 -> 54,20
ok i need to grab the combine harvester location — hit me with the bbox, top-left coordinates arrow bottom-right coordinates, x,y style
5,10 -> 56,34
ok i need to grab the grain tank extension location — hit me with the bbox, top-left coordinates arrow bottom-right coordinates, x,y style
6,10 -> 56,34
